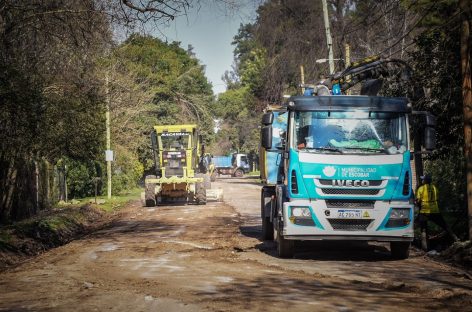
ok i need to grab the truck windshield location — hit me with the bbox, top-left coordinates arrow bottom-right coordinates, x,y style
159,132 -> 190,150
293,111 -> 408,154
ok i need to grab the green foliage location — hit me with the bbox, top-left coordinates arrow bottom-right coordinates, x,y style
212,87 -> 260,155
107,34 -> 215,178
407,1 -> 465,218
111,147 -> 144,195
240,48 -> 268,96
424,150 -> 466,213
63,158 -> 103,199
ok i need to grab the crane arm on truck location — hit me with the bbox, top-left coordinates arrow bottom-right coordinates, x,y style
302,56 -> 421,100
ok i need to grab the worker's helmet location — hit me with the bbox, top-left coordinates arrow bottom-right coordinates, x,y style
420,174 -> 432,183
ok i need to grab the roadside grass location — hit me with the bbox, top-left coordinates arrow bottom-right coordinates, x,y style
247,170 -> 260,176
0,187 -> 142,265
64,187 -> 142,212
246,171 -> 262,184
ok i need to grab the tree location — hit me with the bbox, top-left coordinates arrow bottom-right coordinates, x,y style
460,0 -> 472,239
106,34 -> 215,179
0,0 -> 110,222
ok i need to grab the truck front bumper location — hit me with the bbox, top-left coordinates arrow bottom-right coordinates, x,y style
282,199 -> 414,241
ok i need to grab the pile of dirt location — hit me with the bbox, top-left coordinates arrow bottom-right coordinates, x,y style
0,204 -> 111,270
439,240 -> 472,269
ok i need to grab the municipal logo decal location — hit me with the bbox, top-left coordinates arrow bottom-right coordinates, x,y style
323,166 -> 336,177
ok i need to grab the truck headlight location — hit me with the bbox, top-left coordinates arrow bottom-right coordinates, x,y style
291,207 -> 311,218
389,208 -> 410,219
386,208 -> 411,228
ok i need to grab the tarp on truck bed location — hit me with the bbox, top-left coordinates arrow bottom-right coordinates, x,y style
212,156 -> 232,168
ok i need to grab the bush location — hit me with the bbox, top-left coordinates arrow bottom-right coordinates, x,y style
63,158 -> 103,199
110,147 -> 143,195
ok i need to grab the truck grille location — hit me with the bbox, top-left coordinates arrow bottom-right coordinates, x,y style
165,167 -> 184,177
328,219 -> 373,231
318,179 -> 383,186
325,200 -> 375,209
321,189 -> 380,195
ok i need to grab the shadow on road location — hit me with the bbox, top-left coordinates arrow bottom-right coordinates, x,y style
240,224 -> 395,262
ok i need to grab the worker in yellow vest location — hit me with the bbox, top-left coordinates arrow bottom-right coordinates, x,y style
415,174 -> 459,250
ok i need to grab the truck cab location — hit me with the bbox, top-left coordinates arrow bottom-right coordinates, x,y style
260,95 -> 435,259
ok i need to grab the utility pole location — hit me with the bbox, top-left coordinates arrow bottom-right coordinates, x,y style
300,65 -> 305,94
345,43 -> 351,95
322,0 -> 335,75
105,73 -> 112,200
460,0 -> 472,240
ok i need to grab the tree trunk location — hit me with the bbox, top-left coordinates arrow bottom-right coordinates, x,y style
460,0 -> 472,240
0,159 -> 18,223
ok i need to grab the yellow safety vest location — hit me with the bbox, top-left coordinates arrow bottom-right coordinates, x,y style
416,183 -> 439,214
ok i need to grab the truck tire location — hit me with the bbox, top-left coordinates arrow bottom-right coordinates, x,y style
261,189 -> 273,240
276,227 -> 294,258
390,241 -> 410,260
144,175 -> 157,207
194,174 -> 207,205
233,168 -> 244,178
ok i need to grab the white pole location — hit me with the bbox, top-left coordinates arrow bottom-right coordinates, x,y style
322,0 -> 335,75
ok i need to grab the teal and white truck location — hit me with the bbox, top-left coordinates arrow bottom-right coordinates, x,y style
260,90 -> 436,259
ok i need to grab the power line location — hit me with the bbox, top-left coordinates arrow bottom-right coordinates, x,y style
336,0 -> 406,38
337,0 -> 425,41
382,8 -> 462,58
377,1 -> 438,57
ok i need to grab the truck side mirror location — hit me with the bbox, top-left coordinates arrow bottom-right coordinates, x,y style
424,127 -> 436,151
261,126 -> 273,149
262,112 -> 274,125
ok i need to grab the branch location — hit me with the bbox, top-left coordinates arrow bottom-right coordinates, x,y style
121,0 -> 191,20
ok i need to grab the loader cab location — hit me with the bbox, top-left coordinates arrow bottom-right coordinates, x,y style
152,125 -> 199,179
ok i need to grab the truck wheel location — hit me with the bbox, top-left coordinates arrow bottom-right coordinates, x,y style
261,189 -> 273,240
144,175 -> 157,207
275,223 -> 294,258
234,168 -> 244,178
390,242 -> 410,260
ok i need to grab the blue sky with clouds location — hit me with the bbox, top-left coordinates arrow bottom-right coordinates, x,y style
155,2 -> 258,95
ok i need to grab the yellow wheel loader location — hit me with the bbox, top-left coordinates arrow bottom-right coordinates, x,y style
143,124 -> 219,206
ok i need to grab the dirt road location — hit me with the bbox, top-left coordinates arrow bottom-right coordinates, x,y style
0,177 -> 471,311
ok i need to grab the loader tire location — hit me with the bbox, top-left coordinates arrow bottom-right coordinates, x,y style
210,171 -> 217,182
195,174 -> 207,205
203,174 -> 211,189
144,175 -> 157,207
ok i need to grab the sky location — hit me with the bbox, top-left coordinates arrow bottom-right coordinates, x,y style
155,2 -> 258,95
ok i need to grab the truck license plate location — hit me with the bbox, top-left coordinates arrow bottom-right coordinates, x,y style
337,209 -> 362,219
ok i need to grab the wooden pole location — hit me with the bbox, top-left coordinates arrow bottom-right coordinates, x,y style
345,44 -> 351,95
321,0 -> 335,74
